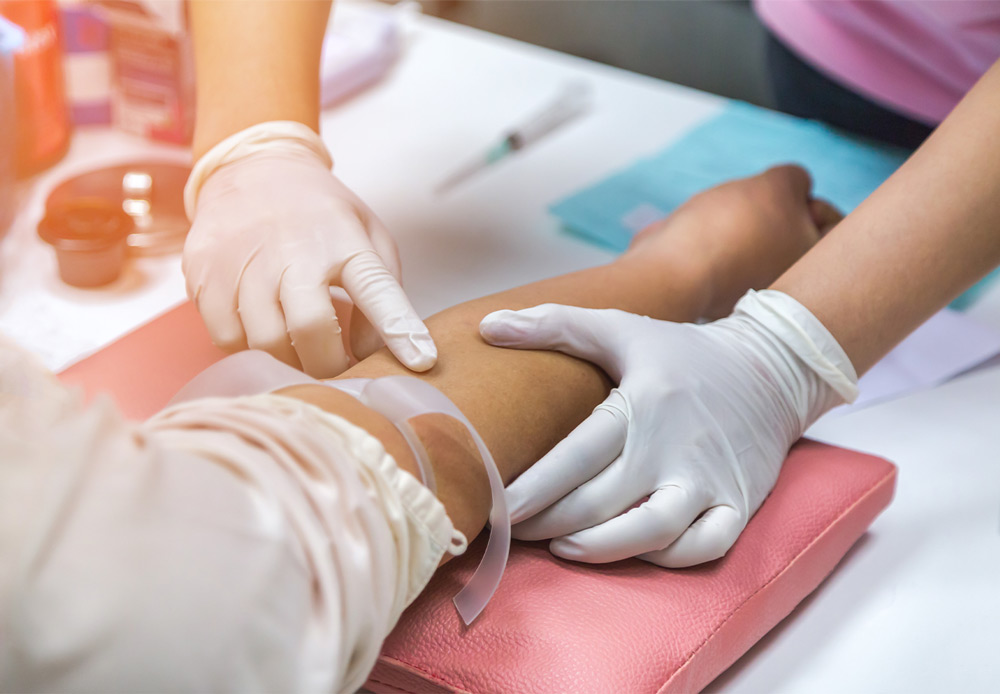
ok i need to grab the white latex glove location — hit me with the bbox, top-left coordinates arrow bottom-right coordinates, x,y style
183,121 -> 436,378
479,289 -> 859,567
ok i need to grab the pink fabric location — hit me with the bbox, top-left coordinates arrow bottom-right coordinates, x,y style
755,0 -> 1000,124
368,440 -> 896,694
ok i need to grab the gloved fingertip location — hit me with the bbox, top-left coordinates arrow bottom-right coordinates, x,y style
510,523 -> 545,542
391,330 -> 438,372
503,489 -> 527,524
479,310 -> 525,345
407,352 -> 438,372
549,536 -> 589,562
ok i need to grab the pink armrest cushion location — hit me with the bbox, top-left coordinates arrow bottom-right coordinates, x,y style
368,440 -> 895,694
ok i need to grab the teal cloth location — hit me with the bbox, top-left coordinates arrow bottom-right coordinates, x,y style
550,101 -> 997,310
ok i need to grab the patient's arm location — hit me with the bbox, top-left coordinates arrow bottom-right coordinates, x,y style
278,166 -> 838,543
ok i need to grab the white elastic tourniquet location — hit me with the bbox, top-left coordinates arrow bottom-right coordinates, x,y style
0,337 -> 460,694
168,349 -> 511,625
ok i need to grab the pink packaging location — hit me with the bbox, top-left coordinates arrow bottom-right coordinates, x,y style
102,4 -> 193,144
59,2 -> 112,125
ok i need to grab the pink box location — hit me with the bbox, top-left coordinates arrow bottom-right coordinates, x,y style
104,8 -> 193,144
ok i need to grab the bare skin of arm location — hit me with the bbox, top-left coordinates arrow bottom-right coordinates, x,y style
278,167 -> 838,545
772,59 -> 1000,375
189,0 -> 332,159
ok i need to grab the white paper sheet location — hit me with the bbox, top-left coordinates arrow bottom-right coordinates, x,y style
824,308 -> 1000,417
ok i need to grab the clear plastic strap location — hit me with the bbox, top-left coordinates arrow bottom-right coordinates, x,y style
166,350 -> 318,405
354,376 -> 510,625
165,352 -> 509,623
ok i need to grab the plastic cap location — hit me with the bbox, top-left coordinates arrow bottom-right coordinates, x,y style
37,198 -> 133,287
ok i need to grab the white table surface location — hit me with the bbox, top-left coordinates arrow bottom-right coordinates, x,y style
2,3 -> 997,691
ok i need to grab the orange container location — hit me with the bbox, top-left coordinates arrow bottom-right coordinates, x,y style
0,0 -> 71,177
38,198 -> 133,287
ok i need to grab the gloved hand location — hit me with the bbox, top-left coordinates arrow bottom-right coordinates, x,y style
479,290 -> 859,567
183,121 -> 436,378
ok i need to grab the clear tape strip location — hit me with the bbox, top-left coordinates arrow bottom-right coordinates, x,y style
356,376 -> 509,625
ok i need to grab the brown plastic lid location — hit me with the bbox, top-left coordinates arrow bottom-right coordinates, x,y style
38,198 -> 134,287
44,161 -> 191,255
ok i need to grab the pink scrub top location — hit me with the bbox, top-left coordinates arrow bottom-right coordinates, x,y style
754,0 -> 1000,125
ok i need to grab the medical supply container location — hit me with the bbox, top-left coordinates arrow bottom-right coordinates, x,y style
0,15 -> 22,237
0,0 -> 72,177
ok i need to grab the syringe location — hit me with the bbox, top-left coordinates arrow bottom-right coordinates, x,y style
436,82 -> 592,194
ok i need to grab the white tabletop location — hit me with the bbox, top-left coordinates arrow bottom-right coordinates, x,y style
1,3 -> 997,691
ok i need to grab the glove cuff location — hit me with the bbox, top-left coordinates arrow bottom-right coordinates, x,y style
734,289 -> 860,405
184,121 -> 334,220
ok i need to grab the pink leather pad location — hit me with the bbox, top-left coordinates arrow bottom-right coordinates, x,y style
368,440 -> 896,694
56,302 -> 897,693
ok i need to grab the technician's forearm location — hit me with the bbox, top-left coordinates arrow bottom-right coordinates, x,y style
771,59 -> 1000,375
190,0 -> 332,160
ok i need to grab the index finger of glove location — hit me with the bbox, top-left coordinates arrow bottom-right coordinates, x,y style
510,455 -> 636,542
506,392 -> 628,524
479,304 -> 626,379
365,212 -> 403,281
340,249 -> 437,372
279,269 -> 350,378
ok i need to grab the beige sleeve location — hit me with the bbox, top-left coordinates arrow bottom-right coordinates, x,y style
0,336 -> 456,694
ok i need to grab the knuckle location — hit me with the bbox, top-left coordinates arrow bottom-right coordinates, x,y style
699,527 -> 736,560
211,331 -> 245,353
246,330 -> 291,355
288,320 -> 341,352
